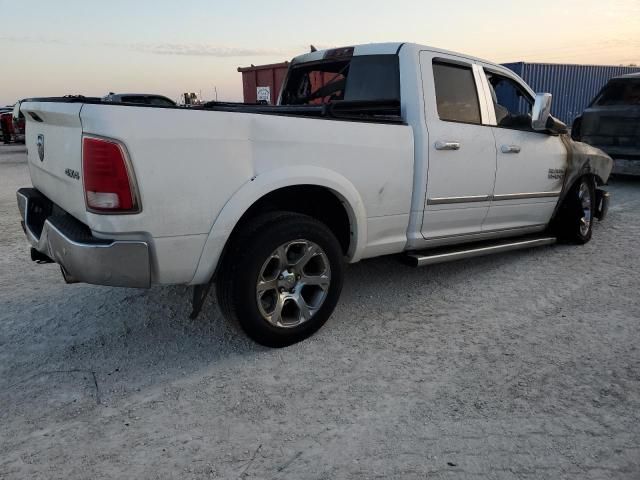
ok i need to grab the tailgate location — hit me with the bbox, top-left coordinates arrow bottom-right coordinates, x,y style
21,101 -> 88,223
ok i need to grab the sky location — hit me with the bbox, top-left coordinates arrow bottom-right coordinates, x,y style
1,0 -> 639,105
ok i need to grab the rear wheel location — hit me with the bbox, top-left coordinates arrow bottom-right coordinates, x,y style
553,176 -> 595,244
216,212 -> 344,347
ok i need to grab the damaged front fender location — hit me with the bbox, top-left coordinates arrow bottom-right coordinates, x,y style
554,135 -> 614,220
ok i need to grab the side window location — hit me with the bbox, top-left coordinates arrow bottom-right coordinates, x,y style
485,72 -> 534,129
432,61 -> 481,124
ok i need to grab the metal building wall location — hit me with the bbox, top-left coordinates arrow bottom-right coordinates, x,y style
503,62 -> 640,125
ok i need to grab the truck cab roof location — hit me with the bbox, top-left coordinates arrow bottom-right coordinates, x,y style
291,42 -> 493,67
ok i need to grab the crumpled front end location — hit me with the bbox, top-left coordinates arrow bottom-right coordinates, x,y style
560,136 -> 614,221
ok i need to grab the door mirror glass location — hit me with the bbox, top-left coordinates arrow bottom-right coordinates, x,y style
531,93 -> 552,131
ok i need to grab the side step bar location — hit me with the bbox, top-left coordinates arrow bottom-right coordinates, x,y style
405,236 -> 557,267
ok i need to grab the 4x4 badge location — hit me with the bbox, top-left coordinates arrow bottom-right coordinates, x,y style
37,134 -> 45,162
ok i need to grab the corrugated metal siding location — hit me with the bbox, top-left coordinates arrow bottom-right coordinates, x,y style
502,62 -> 640,125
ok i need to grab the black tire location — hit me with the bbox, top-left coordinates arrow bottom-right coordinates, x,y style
216,211 -> 345,348
553,176 -> 595,244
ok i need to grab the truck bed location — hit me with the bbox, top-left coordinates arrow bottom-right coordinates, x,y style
23,97 -> 404,124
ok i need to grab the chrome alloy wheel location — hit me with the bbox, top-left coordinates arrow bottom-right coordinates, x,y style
256,240 -> 331,328
578,182 -> 593,237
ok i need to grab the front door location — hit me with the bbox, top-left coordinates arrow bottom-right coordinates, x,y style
420,52 -> 497,239
480,68 -> 567,231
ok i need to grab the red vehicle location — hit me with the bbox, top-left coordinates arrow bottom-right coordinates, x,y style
1,102 -> 25,144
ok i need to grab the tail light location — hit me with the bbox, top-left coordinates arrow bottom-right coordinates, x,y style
82,136 -> 140,213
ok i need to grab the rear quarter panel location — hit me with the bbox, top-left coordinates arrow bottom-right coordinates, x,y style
79,105 -> 414,283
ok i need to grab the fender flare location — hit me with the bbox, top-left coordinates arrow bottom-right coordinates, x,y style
189,166 -> 368,285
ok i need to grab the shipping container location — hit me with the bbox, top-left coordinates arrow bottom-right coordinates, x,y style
503,62 -> 640,125
238,62 -> 290,104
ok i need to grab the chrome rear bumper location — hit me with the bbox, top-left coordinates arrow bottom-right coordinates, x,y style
17,188 -> 151,288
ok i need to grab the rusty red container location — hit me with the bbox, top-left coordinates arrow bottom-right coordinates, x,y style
238,61 -> 339,105
238,62 -> 290,104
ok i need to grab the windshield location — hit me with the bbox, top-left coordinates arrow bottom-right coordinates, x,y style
594,79 -> 640,106
280,55 -> 400,106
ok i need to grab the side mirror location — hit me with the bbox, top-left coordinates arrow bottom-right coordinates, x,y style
532,93 -> 552,131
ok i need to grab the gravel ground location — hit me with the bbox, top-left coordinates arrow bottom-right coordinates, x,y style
1,144 -> 639,479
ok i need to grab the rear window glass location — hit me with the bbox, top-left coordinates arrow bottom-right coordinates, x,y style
432,62 -> 481,124
595,80 -> 640,106
281,55 -> 400,105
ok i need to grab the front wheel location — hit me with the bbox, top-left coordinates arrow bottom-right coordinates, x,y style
553,176 -> 595,244
216,212 -> 345,347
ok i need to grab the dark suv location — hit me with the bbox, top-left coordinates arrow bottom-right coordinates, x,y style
572,73 -> 640,175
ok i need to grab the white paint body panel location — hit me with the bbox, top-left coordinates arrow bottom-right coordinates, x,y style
20,42 -> 568,286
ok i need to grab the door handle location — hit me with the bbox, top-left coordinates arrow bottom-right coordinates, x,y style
501,145 -> 521,154
435,141 -> 461,151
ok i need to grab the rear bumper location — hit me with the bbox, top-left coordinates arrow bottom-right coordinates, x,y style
17,188 -> 151,288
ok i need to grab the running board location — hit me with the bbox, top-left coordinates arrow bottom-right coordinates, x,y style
405,236 -> 557,267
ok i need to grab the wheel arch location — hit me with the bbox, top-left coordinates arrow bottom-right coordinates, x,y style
189,166 -> 368,285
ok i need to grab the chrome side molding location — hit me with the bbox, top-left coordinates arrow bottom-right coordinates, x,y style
492,191 -> 561,201
427,195 -> 491,205
427,191 -> 561,205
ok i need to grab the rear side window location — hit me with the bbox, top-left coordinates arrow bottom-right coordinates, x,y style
280,55 -> 400,105
594,80 -> 640,106
432,62 -> 481,124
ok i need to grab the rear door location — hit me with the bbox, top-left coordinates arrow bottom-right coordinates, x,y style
480,68 -> 566,231
420,52 -> 497,239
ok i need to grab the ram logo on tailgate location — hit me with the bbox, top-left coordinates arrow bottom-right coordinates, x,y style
37,134 -> 45,162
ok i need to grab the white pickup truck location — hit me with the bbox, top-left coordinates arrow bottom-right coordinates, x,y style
18,43 -> 612,347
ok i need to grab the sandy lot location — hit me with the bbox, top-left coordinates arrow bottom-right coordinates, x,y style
1,144 -> 639,479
